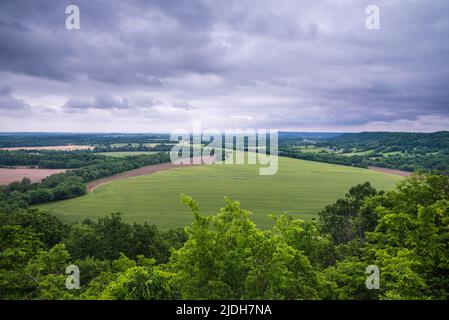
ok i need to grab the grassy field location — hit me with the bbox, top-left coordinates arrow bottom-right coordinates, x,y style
38,156 -> 403,230
382,151 -> 406,157
95,151 -> 158,157
294,146 -> 331,154
340,149 -> 376,157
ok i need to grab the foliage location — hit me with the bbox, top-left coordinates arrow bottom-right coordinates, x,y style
0,173 -> 448,300
169,195 -> 323,299
319,182 -> 378,244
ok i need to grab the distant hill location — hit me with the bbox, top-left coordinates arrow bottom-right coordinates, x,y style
279,131 -> 449,174
279,132 -> 343,140
326,131 -> 449,150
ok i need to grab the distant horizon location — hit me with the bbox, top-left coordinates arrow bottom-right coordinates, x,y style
0,130 -> 447,135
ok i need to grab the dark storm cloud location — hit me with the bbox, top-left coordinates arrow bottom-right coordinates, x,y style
0,0 -> 448,131
0,0 -> 223,82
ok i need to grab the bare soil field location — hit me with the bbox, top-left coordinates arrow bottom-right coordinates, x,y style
368,166 -> 412,177
86,156 -> 215,192
0,145 -> 93,151
0,168 -> 67,185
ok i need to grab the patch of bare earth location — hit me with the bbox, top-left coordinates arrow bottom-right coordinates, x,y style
87,156 -> 215,192
0,168 -> 67,185
368,166 -> 411,177
0,145 -> 93,151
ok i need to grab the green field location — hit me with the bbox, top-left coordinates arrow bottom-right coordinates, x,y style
340,149 -> 376,157
38,157 -> 403,229
383,151 -> 406,157
95,151 -> 158,157
295,146 -> 331,154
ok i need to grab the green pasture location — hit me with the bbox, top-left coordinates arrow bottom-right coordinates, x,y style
38,156 -> 403,229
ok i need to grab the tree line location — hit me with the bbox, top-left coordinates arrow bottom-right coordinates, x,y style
92,143 -> 173,153
0,150 -> 107,169
0,149 -> 174,169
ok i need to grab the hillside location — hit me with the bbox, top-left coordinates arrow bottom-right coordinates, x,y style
280,131 -> 449,174
326,131 -> 449,151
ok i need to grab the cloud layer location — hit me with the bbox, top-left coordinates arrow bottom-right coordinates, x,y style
0,0 -> 448,132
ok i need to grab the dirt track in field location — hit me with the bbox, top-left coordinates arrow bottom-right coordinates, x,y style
0,168 -> 67,185
368,166 -> 412,177
86,156 -> 215,192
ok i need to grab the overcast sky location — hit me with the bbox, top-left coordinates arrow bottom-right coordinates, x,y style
0,0 -> 448,132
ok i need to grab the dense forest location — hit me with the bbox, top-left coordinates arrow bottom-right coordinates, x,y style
280,131 -> 449,174
0,149 -> 171,169
0,150 -> 108,169
324,131 -> 449,151
1,173 -> 448,299
92,143 -> 173,153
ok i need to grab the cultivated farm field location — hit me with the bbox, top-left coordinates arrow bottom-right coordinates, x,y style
38,156 -> 402,229
0,145 -> 93,151
0,168 -> 67,184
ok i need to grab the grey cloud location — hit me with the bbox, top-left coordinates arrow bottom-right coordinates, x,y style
0,86 -> 12,95
172,102 -> 195,111
0,0 -> 449,131
63,98 -> 92,110
63,95 -> 130,111
0,86 -> 30,114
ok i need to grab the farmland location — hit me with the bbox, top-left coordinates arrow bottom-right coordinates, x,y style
0,168 -> 67,184
0,145 -> 92,151
38,156 -> 402,229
